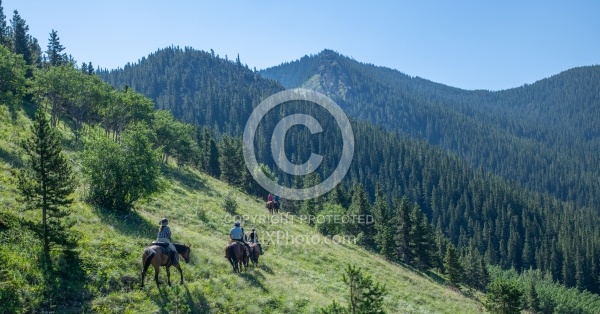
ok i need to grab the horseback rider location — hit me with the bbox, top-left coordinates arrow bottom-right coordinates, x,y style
273,194 -> 280,210
249,228 -> 263,254
157,218 -> 179,265
230,221 -> 251,256
267,193 -> 273,203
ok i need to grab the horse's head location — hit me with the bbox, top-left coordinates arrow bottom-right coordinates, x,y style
180,244 -> 192,263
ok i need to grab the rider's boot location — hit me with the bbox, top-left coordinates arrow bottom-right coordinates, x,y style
171,251 -> 179,265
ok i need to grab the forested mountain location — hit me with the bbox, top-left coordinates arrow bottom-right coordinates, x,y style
98,47 -> 600,294
99,47 -> 283,135
260,50 -> 600,209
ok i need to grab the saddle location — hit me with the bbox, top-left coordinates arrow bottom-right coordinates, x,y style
152,241 -> 172,254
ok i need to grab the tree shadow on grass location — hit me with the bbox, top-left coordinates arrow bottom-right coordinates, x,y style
0,146 -> 23,168
93,206 -> 156,239
422,269 -> 446,285
258,263 -> 275,275
184,285 -> 210,314
152,284 -> 209,314
39,249 -> 92,312
161,165 -> 212,193
239,271 -> 269,292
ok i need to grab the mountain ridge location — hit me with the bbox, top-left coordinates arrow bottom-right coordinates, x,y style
259,50 -> 600,208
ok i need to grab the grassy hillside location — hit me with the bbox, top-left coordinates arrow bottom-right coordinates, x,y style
0,105 -> 484,313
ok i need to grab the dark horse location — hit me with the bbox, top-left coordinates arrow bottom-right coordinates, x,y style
225,241 -> 248,272
266,200 -> 278,214
141,243 -> 191,287
248,242 -> 262,266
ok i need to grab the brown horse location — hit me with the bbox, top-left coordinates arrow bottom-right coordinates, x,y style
265,200 -> 277,214
225,241 -> 248,272
141,243 -> 191,287
248,243 -> 262,266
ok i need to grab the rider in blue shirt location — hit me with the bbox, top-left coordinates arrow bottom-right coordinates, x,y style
230,222 -> 250,256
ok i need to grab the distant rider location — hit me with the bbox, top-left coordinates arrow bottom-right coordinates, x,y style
157,218 -> 179,265
249,228 -> 263,254
230,221 -> 251,256
273,194 -> 280,210
267,193 -> 273,203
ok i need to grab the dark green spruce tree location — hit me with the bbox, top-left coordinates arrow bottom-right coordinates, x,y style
10,10 -> 31,65
408,203 -> 435,268
443,243 -> 463,287
484,279 -> 524,314
197,126 -> 220,177
18,108 -> 76,257
349,184 -> 375,248
372,185 -> 395,260
46,29 -> 65,66
394,197 -> 412,263
218,135 -> 242,185
321,264 -> 387,314
0,0 -> 10,48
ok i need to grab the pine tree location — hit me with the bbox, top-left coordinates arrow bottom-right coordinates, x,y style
343,264 -> 387,314
526,282 -> 540,314
18,108 -> 76,257
461,245 -> 489,290
443,244 -> 463,286
394,197 -> 412,263
484,279 -> 523,314
10,10 -> 31,65
373,186 -> 395,260
46,29 -> 65,66
0,0 -> 10,48
197,127 -> 220,177
327,184 -> 350,208
301,172 -> 322,223
218,135 -> 242,185
87,61 -> 94,75
349,184 -> 375,248
320,300 -> 346,314
408,204 -> 435,268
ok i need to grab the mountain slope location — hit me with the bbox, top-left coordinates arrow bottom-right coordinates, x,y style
97,47 -> 600,292
0,105 -> 484,313
259,50 -> 600,208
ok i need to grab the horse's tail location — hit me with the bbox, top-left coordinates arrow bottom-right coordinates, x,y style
228,244 -> 236,263
143,248 -> 156,272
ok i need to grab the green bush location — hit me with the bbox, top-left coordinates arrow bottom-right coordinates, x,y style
221,192 -> 238,214
82,123 -> 162,210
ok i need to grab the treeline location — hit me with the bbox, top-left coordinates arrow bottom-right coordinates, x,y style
260,50 -> 600,210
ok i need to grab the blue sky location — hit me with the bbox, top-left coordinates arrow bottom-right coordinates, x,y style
3,0 -> 599,91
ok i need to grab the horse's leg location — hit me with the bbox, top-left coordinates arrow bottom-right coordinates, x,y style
154,264 -> 160,287
228,258 -> 235,271
166,266 -> 171,286
174,264 -> 184,284
141,254 -> 146,288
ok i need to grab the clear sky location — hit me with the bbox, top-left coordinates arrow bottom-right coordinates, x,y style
3,0 -> 599,91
